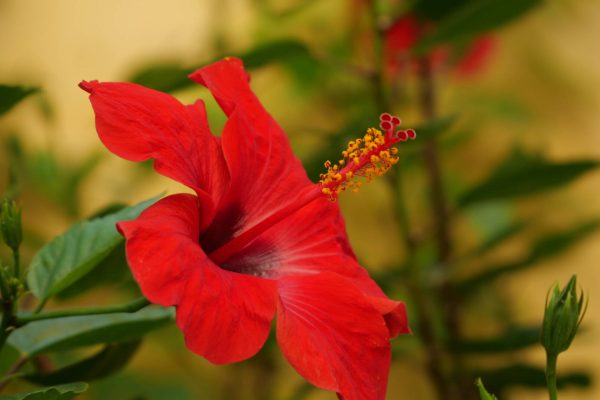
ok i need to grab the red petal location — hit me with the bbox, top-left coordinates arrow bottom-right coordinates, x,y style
189,58 -> 313,249
175,264 -> 277,364
224,198 -> 410,337
359,286 -> 411,338
80,80 -> 229,225
277,272 -> 392,400
118,194 -> 277,364
455,36 -> 495,77
384,15 -> 421,74
117,194 -> 201,306
222,198 -> 355,277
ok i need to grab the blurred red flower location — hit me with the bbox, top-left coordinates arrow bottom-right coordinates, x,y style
80,58 -> 410,400
385,13 -> 495,77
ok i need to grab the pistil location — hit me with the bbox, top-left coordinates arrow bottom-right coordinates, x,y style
208,114 -> 415,265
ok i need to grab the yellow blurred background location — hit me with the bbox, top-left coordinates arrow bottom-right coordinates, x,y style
1,0 -> 599,399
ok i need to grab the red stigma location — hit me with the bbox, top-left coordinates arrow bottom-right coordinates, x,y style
378,113 -> 415,143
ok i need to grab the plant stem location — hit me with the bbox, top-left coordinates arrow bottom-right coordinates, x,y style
0,356 -> 27,393
417,58 -> 451,264
368,2 -> 457,398
417,56 -> 464,338
417,56 -> 474,400
0,295 -> 15,352
368,0 -> 390,112
16,297 -> 151,326
12,250 -> 20,282
391,168 -> 452,400
545,352 -> 559,400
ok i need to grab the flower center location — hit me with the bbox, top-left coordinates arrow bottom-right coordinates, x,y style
319,113 -> 415,201
207,113 -> 415,269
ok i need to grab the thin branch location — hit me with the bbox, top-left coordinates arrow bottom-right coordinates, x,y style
0,356 -> 27,393
16,297 -> 151,326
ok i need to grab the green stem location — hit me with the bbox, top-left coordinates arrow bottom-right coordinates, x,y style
417,56 -> 467,400
0,356 -> 27,393
16,297 -> 151,326
391,170 -> 452,400
368,0 -> 389,112
12,250 -> 20,282
546,352 -> 559,400
0,269 -> 10,302
0,297 -> 15,352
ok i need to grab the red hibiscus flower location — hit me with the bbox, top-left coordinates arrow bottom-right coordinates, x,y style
80,57 -> 411,400
385,13 -> 495,78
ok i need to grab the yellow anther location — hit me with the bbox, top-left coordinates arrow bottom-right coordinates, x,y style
319,125 -> 404,200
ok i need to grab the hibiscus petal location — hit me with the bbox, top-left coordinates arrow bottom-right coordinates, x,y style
80,80 -> 229,224
175,264 -> 277,364
117,194 -> 201,306
189,58 -> 313,250
118,194 -> 277,363
277,272 -> 392,400
224,197 -> 410,337
455,36 -> 495,77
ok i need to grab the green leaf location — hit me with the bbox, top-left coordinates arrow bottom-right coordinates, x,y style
129,39 -> 316,92
25,341 -> 141,386
415,0 -> 543,54
55,243 -> 134,300
408,114 -> 459,143
129,64 -> 194,93
87,374 -> 197,400
0,85 -> 39,116
471,220 -> 528,257
475,378 -> 498,400
27,197 -> 158,302
458,221 -> 600,295
412,0 -> 472,21
0,382 -> 88,400
458,149 -> 598,207
530,221 -> 600,260
241,39 -> 308,68
26,152 -> 102,217
474,363 -> 590,396
450,326 -> 540,354
8,307 -> 172,356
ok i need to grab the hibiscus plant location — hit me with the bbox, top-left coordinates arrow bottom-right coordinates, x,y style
0,1 -> 597,400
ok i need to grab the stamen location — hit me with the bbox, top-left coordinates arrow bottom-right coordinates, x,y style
319,113 -> 415,201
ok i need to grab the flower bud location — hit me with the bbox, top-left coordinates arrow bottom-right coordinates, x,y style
541,275 -> 586,355
476,378 -> 497,400
0,199 -> 22,252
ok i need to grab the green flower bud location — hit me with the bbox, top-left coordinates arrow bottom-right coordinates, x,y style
0,199 -> 22,252
541,275 -> 586,355
476,378 -> 498,400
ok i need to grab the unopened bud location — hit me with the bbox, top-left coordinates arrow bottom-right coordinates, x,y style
541,275 -> 586,355
0,199 -> 22,252
476,378 -> 497,400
